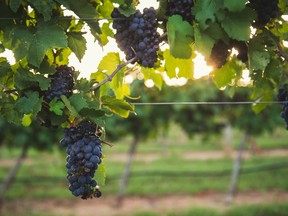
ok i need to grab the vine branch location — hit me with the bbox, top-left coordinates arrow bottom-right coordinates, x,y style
277,43 -> 288,62
91,56 -> 137,91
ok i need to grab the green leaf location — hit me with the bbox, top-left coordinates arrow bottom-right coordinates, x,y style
10,22 -> 68,67
101,95 -> 134,118
9,0 -> 23,12
99,22 -> 114,46
98,52 -> 121,74
22,114 -> 32,127
27,0 -> 57,21
95,163 -> 106,186
224,0 -> 247,12
69,93 -> 88,112
79,108 -> 105,123
15,91 -> 42,114
14,69 -> 50,90
67,32 -> 87,61
194,26 -> 215,57
163,49 -> 194,79
193,0 -> 224,29
60,95 -> 79,117
167,15 -> 194,59
252,94 -> 273,114
0,58 -> 11,78
141,67 -> 163,90
97,0 -> 114,18
212,58 -> 242,88
49,99 -> 65,115
249,35 -> 272,71
219,8 -> 256,41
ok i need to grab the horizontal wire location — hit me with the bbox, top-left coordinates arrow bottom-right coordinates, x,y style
131,101 -> 284,106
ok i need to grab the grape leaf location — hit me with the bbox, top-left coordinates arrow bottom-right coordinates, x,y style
212,58 -> 242,88
67,32 -> 87,61
10,22 -> 67,67
95,163 -> 106,186
141,67 -> 163,90
252,94 -> 273,114
193,0 -> 224,29
21,114 -> 32,127
167,15 -> 194,59
0,58 -> 11,78
15,91 -> 42,114
249,35 -> 272,71
224,0 -> 247,12
101,95 -> 134,118
60,95 -> 79,117
14,69 -> 50,90
27,0 -> 57,21
99,22 -> 114,46
79,108 -> 105,123
49,99 -> 65,115
194,26 -> 215,58
97,0 -> 114,18
163,49 -> 194,79
98,52 -> 121,74
69,93 -> 88,112
9,0 -> 23,12
218,8 -> 256,41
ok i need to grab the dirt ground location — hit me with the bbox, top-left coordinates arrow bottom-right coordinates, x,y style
2,191 -> 288,216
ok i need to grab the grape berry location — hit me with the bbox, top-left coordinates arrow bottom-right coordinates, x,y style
166,0 -> 194,23
277,84 -> 288,129
44,65 -> 74,103
60,121 -> 102,199
111,7 -> 160,68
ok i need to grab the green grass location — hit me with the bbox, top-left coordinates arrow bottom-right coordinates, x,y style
1,152 -> 288,199
116,202 -> 288,216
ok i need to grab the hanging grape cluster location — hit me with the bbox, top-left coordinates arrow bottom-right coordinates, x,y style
277,84 -> 288,129
44,65 -> 74,102
111,7 -> 160,68
230,40 -> 248,63
60,121 -> 102,199
166,0 -> 194,23
206,40 -> 231,69
248,0 -> 279,27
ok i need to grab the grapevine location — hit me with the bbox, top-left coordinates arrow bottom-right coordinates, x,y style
60,121 -> 103,199
206,40 -> 231,69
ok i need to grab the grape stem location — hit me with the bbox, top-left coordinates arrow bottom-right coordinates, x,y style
0,83 -> 18,96
277,43 -> 288,62
91,56 -> 137,91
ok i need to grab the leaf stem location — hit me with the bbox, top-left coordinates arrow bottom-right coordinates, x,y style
0,83 -> 18,96
91,56 -> 137,91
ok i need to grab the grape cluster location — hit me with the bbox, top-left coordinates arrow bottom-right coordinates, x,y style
44,65 -> 74,103
111,8 -> 160,68
277,84 -> 288,129
230,40 -> 248,63
60,121 -> 102,199
248,0 -> 279,27
206,40 -> 231,69
166,0 -> 194,23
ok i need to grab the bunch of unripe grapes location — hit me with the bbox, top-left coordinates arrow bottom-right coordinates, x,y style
277,84 -> 288,129
44,65 -> 74,103
248,0 -> 279,27
60,121 -> 102,199
111,7 -> 160,68
166,0 -> 194,23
